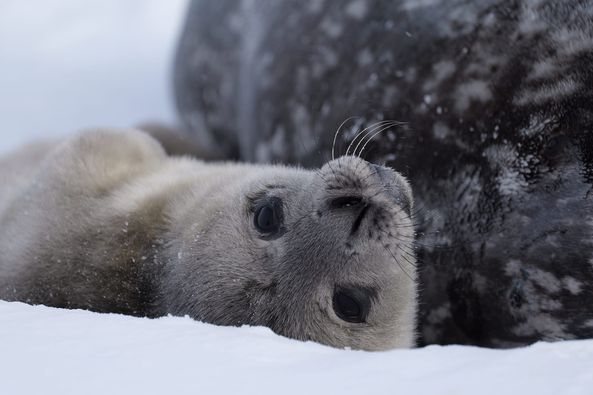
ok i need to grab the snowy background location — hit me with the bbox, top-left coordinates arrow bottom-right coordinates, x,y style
0,0 -> 187,154
1,2 -> 593,394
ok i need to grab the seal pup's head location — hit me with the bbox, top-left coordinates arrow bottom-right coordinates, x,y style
163,156 -> 417,350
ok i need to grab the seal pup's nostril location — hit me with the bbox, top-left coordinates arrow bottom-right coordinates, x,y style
350,204 -> 370,236
327,196 -> 369,235
330,196 -> 363,209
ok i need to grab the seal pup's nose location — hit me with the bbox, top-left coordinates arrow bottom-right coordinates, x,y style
370,163 -> 390,183
369,163 -> 412,216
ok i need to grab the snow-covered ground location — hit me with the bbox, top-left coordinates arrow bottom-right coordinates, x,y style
1,301 -> 592,395
1,2 -> 593,394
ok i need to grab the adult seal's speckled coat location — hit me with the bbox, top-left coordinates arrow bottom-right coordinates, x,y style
0,129 -> 417,351
174,0 -> 593,346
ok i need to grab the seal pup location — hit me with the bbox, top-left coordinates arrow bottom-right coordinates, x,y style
0,128 -> 417,350
175,0 -> 593,346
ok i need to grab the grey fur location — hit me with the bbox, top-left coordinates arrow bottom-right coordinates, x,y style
0,129 -> 417,350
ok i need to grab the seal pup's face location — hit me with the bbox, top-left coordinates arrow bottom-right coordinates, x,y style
165,156 -> 417,350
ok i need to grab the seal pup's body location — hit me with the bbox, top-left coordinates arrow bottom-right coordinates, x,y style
0,129 -> 417,350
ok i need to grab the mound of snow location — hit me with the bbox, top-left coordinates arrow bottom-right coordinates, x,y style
1,301 -> 592,395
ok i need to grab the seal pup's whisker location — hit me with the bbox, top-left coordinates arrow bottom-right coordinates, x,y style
331,116 -> 359,160
383,244 -> 415,282
345,120 -> 394,157
346,120 -> 395,157
393,244 -> 419,268
325,160 -> 341,187
375,226 -> 418,262
393,234 -> 446,251
356,121 -> 403,159
352,120 -> 400,158
376,227 -> 417,256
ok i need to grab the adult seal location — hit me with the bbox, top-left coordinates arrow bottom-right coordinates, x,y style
0,128 -> 417,351
174,0 -> 593,346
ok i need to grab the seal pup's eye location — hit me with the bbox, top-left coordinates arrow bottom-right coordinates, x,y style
254,197 -> 284,237
332,286 -> 372,324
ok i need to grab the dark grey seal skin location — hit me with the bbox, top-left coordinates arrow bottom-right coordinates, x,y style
174,0 -> 593,346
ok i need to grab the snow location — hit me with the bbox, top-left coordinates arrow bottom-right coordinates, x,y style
1,2 -> 593,394
1,301 -> 592,395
